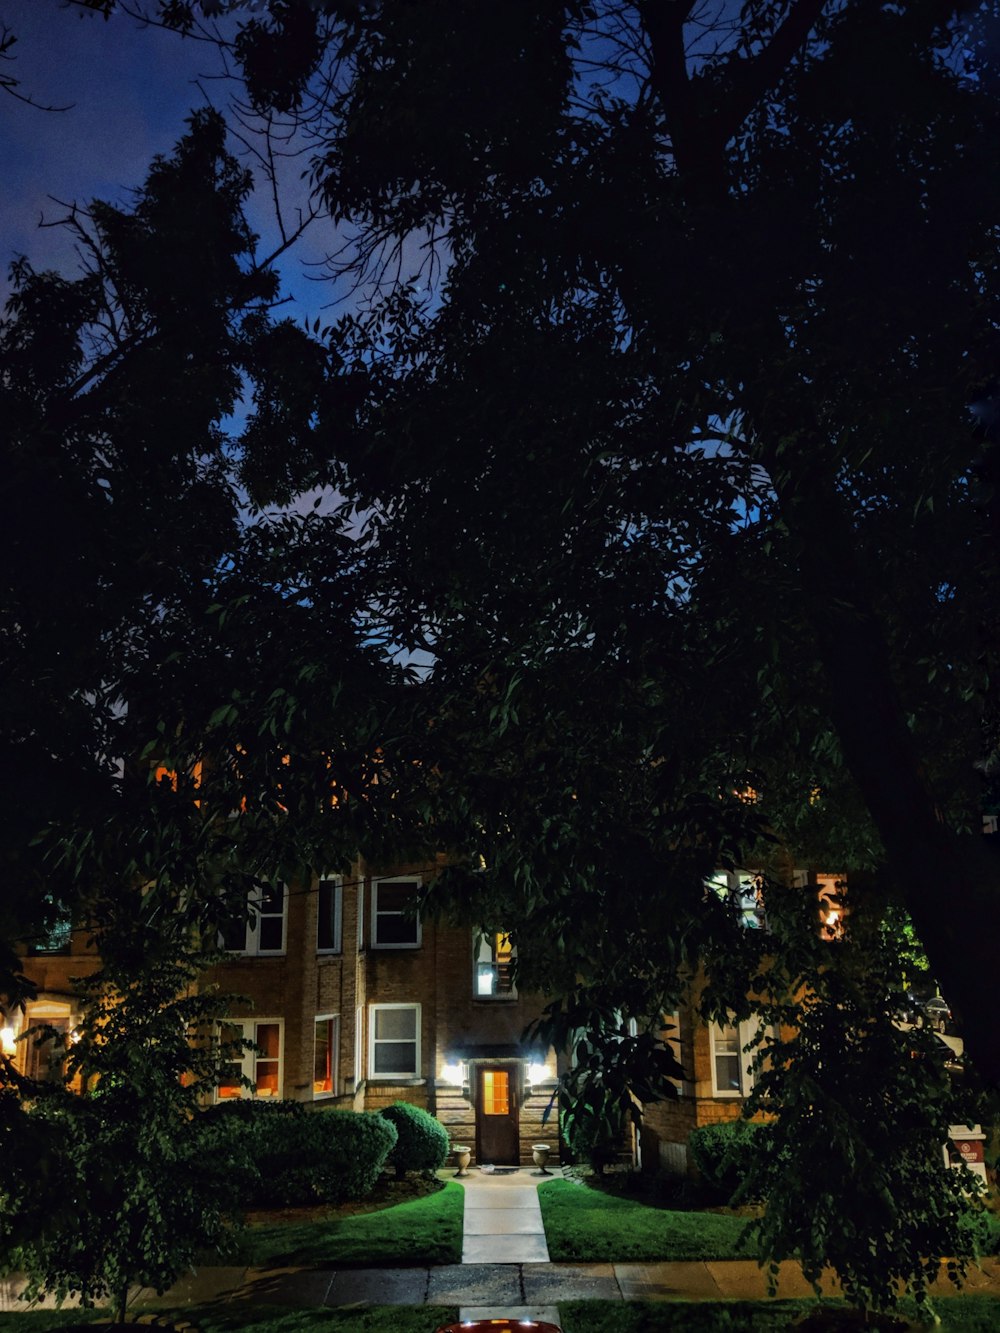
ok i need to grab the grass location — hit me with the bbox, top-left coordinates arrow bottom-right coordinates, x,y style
558,1297 -> 1000,1331
0,1309 -> 457,1333
233,1178 -> 465,1267
537,1177 -> 757,1262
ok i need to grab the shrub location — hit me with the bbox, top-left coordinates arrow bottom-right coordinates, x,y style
198,1100 -> 397,1205
380,1101 -> 449,1178
688,1119 -> 771,1203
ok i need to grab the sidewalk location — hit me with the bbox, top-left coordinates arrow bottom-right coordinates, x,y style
6,1166 -> 1000,1321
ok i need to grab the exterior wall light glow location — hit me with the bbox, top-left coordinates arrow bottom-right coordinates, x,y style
441,1062 -> 465,1085
0,1027 -> 16,1055
527,1062 -> 550,1085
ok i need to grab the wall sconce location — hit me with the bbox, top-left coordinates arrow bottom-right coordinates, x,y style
440,1061 -> 466,1086
527,1062 -> 550,1086
0,1027 -> 16,1056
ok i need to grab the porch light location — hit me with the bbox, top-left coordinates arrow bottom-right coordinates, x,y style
441,1061 -> 465,1086
527,1062 -> 550,1085
0,1027 -> 15,1056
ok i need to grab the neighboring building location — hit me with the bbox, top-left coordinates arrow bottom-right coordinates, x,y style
2,863 -> 852,1174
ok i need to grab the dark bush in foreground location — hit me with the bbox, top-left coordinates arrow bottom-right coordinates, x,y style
198,1100 -> 397,1205
380,1101 -> 449,1178
688,1120 -> 771,1203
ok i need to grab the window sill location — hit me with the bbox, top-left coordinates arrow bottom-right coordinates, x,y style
368,1077 -> 426,1086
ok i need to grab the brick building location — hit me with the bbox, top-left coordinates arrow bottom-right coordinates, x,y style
3,864 -> 846,1174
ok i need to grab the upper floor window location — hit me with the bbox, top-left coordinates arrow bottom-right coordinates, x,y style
317,876 -> 343,953
372,877 -> 421,948
220,882 -> 286,956
217,1018 -> 283,1100
707,870 -> 766,930
475,931 -> 516,997
817,874 -> 847,940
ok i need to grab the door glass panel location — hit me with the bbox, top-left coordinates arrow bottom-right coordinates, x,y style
482,1069 -> 510,1115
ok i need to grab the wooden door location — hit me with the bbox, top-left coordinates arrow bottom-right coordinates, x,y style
476,1065 -> 520,1165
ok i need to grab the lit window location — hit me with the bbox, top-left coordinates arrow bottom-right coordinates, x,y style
216,1019 -> 283,1100
369,1004 -> 420,1078
313,1014 -> 340,1096
707,871 -> 766,930
317,876 -> 342,953
817,875 -> 847,940
481,1068 -> 511,1115
21,1003 -> 73,1083
475,931 -> 516,997
220,882 -> 286,956
372,878 -> 421,948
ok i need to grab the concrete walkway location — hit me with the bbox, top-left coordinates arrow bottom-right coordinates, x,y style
456,1165 -> 554,1323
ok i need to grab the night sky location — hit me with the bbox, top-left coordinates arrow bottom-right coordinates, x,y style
0,1 -> 332,318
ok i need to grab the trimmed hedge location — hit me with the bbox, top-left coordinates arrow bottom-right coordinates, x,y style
197,1101 -> 398,1206
688,1120 -> 771,1203
380,1101 -> 450,1178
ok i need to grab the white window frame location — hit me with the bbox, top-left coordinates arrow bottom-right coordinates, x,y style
368,1002 -> 421,1080
216,1017 -> 284,1101
706,870 -> 766,930
313,1012 -> 340,1099
371,876 -> 422,949
354,1005 -> 364,1086
474,930 -> 517,998
316,875 -> 343,954
710,1017 -> 774,1098
220,883 -> 287,957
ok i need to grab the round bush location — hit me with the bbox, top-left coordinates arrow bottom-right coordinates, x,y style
688,1119 -> 771,1202
379,1101 -> 449,1178
197,1100 -> 398,1205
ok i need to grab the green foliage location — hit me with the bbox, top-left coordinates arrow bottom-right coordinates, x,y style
746,970 -> 986,1319
200,1101 -> 398,1205
0,929 -> 243,1316
688,1121 -> 772,1204
533,999 -> 686,1174
379,1101 -> 448,1178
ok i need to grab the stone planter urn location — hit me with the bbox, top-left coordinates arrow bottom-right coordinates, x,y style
532,1142 -> 553,1175
453,1144 -> 472,1177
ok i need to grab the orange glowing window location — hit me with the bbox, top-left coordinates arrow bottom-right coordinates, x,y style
482,1070 -> 510,1116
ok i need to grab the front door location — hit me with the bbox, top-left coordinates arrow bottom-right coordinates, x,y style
476,1065 -> 520,1165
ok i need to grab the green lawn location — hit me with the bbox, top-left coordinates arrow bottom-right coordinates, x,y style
538,1178 -> 757,1262
0,1309 -> 457,1333
235,1179 -> 465,1267
559,1296 -> 1000,1331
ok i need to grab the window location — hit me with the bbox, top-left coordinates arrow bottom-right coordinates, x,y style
313,1014 -> 340,1097
220,882 -> 286,956
369,1003 -> 420,1078
710,1018 -> 774,1097
21,1002 -> 73,1083
481,1068 -> 511,1115
372,877 -> 421,948
817,874 -> 847,940
475,931 -> 516,997
317,876 -> 343,953
217,1019 -> 283,1099
707,870 -> 766,930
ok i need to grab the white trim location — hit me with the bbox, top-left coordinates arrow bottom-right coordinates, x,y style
220,883 -> 287,956
709,1017 -> 773,1098
217,1017 -> 284,1100
316,876 -> 343,954
371,876 -> 422,949
354,1005 -> 364,1086
369,1002 -> 421,1079
313,1012 -> 340,1099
